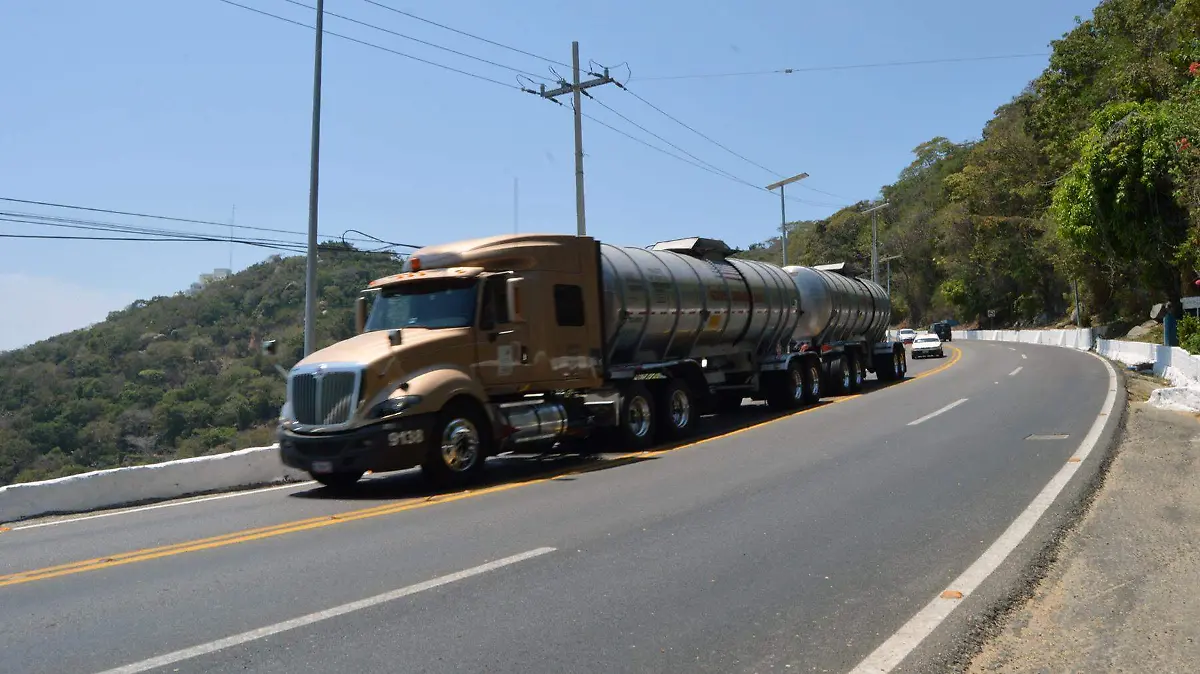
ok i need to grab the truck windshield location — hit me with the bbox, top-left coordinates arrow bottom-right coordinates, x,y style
365,278 -> 477,331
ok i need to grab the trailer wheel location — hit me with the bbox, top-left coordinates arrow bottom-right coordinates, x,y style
827,356 -> 851,395
617,382 -> 657,451
422,400 -> 489,485
847,352 -> 864,393
801,358 -> 822,404
656,379 -> 696,442
767,359 -> 806,411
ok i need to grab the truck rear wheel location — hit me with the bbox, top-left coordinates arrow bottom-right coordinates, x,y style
616,382 -> 657,451
656,379 -> 695,442
422,401 -> 489,485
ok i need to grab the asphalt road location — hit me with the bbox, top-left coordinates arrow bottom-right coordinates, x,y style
0,341 -> 1113,674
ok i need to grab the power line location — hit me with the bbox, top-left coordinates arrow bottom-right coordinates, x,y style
277,0 -> 553,82
0,197 -> 421,248
213,0 -> 526,91
606,79 -> 855,201
585,95 -> 745,184
354,0 -> 571,68
576,109 -> 839,208
0,215 -> 402,256
634,53 -> 1052,81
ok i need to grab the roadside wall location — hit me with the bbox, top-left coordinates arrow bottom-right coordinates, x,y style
0,444 -> 303,524
953,327 -> 1200,388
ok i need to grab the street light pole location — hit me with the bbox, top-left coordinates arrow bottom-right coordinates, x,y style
880,254 -> 901,298
303,0 -> 325,357
766,172 -> 809,267
862,202 -> 889,284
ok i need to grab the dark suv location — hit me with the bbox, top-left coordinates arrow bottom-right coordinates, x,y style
930,322 -> 952,342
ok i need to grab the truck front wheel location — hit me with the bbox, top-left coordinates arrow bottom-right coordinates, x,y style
422,401 -> 490,484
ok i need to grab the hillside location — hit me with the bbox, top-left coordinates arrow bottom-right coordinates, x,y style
0,244 -> 400,486
737,0 -> 1200,330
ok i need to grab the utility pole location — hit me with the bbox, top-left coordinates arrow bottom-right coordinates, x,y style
862,202 -> 889,284
303,0 -> 325,357
537,42 -> 615,236
1072,278 -> 1083,328
766,172 -> 809,266
880,254 -> 901,297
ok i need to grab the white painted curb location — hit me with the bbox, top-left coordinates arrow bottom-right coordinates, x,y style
0,444 -> 306,524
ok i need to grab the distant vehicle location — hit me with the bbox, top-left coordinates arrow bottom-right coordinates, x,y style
911,333 -> 945,358
929,322 -> 952,342
897,328 -> 917,344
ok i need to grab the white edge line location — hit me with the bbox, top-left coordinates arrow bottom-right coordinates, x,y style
906,398 -> 968,426
1009,366 -> 1023,377
848,352 -> 1118,674
11,482 -> 318,531
92,546 -> 556,674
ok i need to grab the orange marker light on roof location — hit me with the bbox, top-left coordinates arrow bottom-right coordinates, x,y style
409,257 -> 422,272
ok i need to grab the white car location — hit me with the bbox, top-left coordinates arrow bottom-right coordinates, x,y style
896,328 -> 917,344
910,333 -> 945,359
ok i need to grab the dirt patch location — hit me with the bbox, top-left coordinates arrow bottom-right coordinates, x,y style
967,373 -> 1200,673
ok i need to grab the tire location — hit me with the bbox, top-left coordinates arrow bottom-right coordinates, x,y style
421,401 -> 490,485
767,359 -> 805,412
874,352 -> 895,382
847,352 -> 864,393
801,358 -> 822,404
897,349 -> 908,378
312,470 -> 364,490
616,382 -> 657,451
656,379 -> 696,442
827,356 -> 851,396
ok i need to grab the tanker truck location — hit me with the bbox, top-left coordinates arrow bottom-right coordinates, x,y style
267,233 -> 907,488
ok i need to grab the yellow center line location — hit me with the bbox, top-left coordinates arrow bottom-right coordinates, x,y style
2,344 -> 964,589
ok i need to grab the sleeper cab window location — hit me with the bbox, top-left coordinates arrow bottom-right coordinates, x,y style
554,284 -> 585,327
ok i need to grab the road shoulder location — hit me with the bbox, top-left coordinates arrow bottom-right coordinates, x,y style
967,371 -> 1200,672
888,348 -> 1127,673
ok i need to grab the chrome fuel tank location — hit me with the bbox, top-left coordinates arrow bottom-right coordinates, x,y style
600,239 -> 801,368
783,265 -> 891,345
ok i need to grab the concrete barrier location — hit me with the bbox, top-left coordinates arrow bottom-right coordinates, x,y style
953,328 -> 1095,351
952,326 -> 1200,409
0,444 -> 306,524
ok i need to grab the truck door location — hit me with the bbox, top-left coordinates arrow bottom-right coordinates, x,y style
475,273 -> 535,390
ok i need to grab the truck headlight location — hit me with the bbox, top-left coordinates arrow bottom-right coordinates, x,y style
368,394 -> 423,419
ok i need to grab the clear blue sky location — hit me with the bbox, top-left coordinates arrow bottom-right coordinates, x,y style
0,0 -> 1097,351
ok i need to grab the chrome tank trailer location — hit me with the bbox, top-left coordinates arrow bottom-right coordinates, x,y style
782,265 -> 891,345
599,238 -> 802,368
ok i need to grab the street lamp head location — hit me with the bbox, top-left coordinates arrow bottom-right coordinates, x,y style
766,172 -> 809,191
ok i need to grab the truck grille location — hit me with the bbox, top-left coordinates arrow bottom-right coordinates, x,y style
290,368 -> 361,426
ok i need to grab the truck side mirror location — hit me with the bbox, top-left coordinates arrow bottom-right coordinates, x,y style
505,277 -> 526,323
355,296 -> 368,334
262,339 -> 277,356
